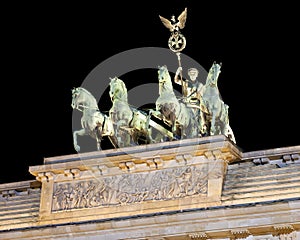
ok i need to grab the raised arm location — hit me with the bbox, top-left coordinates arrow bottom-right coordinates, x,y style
174,66 -> 183,85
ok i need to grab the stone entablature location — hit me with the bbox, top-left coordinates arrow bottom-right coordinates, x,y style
28,135 -> 240,225
1,135 -> 299,239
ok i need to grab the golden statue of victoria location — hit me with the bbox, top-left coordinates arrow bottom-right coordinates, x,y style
71,7 -> 236,152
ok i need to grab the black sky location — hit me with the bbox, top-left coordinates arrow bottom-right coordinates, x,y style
1,1 -> 299,184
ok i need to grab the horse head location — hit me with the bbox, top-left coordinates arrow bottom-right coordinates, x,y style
157,65 -> 170,82
71,87 -> 82,110
71,87 -> 98,111
109,77 -> 128,102
206,62 -> 222,86
157,65 -> 173,93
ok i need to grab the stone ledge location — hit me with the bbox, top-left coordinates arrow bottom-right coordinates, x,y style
0,180 -> 41,193
30,135 -> 241,177
43,135 -> 239,164
0,200 -> 299,239
242,145 -> 300,160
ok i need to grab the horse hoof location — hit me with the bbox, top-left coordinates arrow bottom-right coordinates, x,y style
74,146 -> 80,152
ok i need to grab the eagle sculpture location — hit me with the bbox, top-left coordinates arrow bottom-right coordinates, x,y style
159,7 -> 187,32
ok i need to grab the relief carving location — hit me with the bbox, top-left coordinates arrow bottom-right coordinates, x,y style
52,165 -> 208,211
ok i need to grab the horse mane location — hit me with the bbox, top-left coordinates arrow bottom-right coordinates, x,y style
110,77 -> 128,102
76,87 -> 93,96
158,65 -> 173,93
205,62 -> 221,86
75,87 -> 98,107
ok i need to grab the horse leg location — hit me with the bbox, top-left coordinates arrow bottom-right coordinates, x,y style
180,124 -> 186,139
199,110 -> 207,136
116,120 -> 131,147
145,113 -> 152,143
73,128 -> 87,152
108,135 -> 119,148
96,140 -> 101,151
145,111 -> 155,143
170,112 -> 179,140
95,126 -> 103,151
210,112 -> 217,136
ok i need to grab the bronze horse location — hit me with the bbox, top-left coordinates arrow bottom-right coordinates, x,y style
71,87 -> 118,151
200,62 -> 236,143
155,65 -> 199,139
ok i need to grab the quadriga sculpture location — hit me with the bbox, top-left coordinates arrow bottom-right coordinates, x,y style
71,63 -> 236,153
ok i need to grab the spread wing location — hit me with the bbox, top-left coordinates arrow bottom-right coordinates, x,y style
159,15 -> 174,32
177,7 -> 187,29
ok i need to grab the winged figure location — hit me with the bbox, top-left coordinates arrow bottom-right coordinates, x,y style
159,7 -> 187,32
